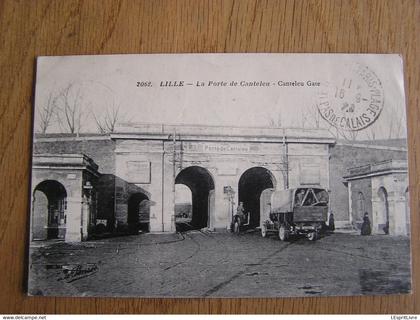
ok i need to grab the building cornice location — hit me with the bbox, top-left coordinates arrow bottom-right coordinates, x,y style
344,160 -> 408,181
110,133 -> 336,145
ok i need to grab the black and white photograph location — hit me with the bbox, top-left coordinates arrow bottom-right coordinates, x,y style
28,53 -> 411,297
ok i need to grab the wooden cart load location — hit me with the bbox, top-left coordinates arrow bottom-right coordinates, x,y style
261,187 -> 329,241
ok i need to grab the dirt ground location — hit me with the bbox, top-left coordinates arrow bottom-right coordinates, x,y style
27,230 -> 412,298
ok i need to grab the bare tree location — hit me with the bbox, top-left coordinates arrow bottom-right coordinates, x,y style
327,125 -> 359,142
92,102 -> 122,133
386,107 -> 405,139
36,92 -> 57,133
56,83 -> 87,134
363,105 -> 406,141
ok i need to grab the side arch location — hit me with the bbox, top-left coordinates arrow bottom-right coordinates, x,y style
238,167 -> 276,228
175,166 -> 215,230
127,193 -> 150,234
377,186 -> 389,234
32,180 -> 67,240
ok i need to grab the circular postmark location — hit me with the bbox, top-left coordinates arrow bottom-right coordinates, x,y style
316,63 -> 384,131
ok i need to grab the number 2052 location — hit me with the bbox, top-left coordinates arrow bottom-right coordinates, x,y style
136,81 -> 152,87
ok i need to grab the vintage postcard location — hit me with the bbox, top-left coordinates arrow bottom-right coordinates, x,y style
28,54 -> 411,297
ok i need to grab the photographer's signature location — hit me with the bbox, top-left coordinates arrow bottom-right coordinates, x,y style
58,264 -> 98,283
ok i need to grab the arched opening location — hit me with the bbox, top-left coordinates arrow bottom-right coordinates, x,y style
175,166 -> 215,231
377,187 -> 389,234
238,167 -> 276,229
175,184 -> 192,222
32,180 -> 67,240
128,193 -> 150,234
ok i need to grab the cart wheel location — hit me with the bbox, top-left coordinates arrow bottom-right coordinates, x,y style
261,224 -> 267,238
278,224 -> 289,241
307,231 -> 318,241
233,221 -> 240,234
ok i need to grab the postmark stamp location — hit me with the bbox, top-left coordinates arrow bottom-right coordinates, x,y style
316,63 -> 384,131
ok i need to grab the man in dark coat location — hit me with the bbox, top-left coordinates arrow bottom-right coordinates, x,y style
328,212 -> 335,231
361,212 -> 371,236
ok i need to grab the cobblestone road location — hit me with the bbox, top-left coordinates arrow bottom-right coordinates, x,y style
28,231 -> 411,297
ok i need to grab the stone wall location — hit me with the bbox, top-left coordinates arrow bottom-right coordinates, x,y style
371,172 -> 409,236
349,178 -> 372,226
31,153 -> 100,242
33,136 -> 332,232
31,169 -> 83,241
33,135 -> 408,232
34,136 -> 117,231
34,136 -> 115,173
329,142 -> 407,225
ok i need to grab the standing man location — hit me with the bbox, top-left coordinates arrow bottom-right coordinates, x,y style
232,201 -> 246,233
237,202 -> 245,220
361,212 -> 371,236
328,212 -> 335,231
295,190 -> 306,206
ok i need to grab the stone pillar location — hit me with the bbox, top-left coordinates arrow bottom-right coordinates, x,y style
81,195 -> 90,240
148,194 -> 161,232
114,178 -> 128,228
161,153 -> 176,232
65,196 -> 83,242
148,155 -> 165,232
390,195 -> 407,236
162,181 -> 175,232
214,174 -> 238,230
347,181 -> 353,226
207,189 -> 215,230
31,190 -> 48,240
213,177 -> 232,230
371,197 -> 380,234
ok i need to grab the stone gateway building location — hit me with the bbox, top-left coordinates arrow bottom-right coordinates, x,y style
30,123 -> 409,242
344,159 -> 409,236
31,154 -> 100,242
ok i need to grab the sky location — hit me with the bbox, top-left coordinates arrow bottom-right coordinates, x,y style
34,54 -> 408,141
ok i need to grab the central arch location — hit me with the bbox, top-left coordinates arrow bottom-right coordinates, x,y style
175,166 -> 215,230
32,180 -> 67,240
238,167 -> 276,228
